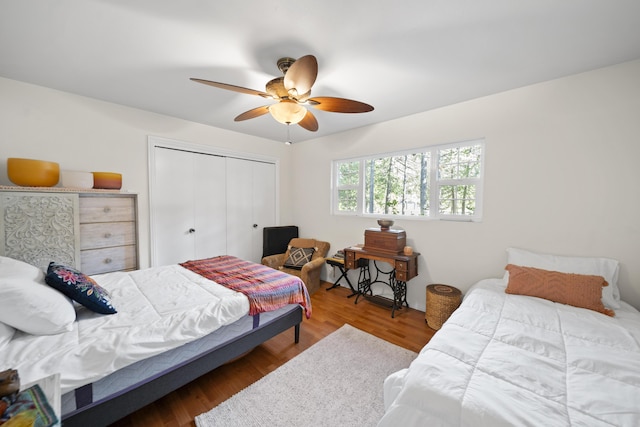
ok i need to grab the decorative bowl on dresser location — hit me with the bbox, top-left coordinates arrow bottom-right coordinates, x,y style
7,158 -> 60,187
61,170 -> 94,189
92,172 -> 122,190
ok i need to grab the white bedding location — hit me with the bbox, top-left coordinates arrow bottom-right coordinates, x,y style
0,265 -> 249,394
379,278 -> 640,426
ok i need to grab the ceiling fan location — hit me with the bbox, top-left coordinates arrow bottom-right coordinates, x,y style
190,55 -> 374,132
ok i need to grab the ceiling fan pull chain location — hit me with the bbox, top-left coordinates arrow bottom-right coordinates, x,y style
286,123 -> 292,145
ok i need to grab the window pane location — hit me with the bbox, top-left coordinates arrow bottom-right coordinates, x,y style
439,185 -> 476,215
337,189 -> 357,211
439,162 -> 457,180
438,144 -> 482,180
332,139 -> 482,220
338,161 -> 359,186
364,153 -> 430,216
454,185 -> 476,199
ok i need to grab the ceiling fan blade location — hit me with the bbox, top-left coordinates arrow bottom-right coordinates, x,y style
298,110 -> 319,132
307,97 -> 374,113
284,55 -> 318,97
234,106 -> 270,121
190,78 -> 272,98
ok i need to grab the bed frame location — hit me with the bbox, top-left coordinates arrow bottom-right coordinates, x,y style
62,305 -> 303,426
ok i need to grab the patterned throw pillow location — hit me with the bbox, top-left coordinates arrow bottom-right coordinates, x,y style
45,263 -> 117,314
283,247 -> 316,270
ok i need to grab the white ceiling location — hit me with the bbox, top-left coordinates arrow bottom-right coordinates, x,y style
1,1 -> 640,143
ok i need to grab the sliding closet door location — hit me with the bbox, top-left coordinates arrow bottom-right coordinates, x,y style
151,147 -> 226,266
226,158 -> 276,263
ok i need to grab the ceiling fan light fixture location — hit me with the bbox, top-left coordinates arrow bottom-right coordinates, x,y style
269,100 -> 307,125
191,54 -> 373,133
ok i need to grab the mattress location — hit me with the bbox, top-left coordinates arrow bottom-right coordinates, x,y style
1,264 -> 250,394
379,278 -> 640,426
60,303 -> 299,416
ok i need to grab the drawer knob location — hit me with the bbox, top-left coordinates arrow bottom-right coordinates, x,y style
104,232 -> 112,238
103,206 -> 111,213
104,258 -> 112,264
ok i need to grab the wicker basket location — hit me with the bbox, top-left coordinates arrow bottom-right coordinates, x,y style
425,284 -> 462,330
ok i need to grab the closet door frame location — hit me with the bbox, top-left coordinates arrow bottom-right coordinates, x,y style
147,135 -> 280,266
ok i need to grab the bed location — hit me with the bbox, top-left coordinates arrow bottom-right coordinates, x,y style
379,248 -> 640,427
0,254 -> 311,427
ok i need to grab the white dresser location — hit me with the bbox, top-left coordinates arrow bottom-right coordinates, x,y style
0,188 -> 138,274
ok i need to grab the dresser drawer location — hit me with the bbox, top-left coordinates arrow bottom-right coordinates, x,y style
81,246 -> 137,275
396,270 -> 408,281
80,222 -> 136,250
345,250 -> 356,269
79,196 -> 135,223
395,257 -> 418,282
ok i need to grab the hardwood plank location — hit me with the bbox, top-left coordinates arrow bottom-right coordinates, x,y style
109,282 -> 436,426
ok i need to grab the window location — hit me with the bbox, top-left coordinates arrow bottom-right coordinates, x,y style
332,139 -> 484,221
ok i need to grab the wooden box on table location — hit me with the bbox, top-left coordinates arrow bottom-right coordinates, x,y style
363,228 -> 406,255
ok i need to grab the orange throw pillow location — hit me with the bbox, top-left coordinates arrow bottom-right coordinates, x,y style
505,264 -> 614,316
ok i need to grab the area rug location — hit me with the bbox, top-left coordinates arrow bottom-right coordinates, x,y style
195,324 -> 417,427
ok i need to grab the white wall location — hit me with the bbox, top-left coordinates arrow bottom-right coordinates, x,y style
292,59 -> 640,311
0,77 -> 296,269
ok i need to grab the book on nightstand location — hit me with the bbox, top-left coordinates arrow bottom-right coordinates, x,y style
2,373 -> 60,427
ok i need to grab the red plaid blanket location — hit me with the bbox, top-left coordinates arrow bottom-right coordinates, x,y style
180,255 -> 311,318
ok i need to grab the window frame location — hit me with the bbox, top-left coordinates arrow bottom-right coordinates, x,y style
331,139 -> 485,222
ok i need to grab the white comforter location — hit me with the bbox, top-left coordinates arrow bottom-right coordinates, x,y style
379,278 -> 640,427
1,265 -> 249,394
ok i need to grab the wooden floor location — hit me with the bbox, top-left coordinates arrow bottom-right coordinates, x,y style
110,282 -> 436,427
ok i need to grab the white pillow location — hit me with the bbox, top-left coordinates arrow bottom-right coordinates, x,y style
0,321 -> 15,349
0,256 -> 76,335
506,247 -> 620,309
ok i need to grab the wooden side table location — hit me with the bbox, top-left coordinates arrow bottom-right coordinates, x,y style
425,284 -> 462,330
